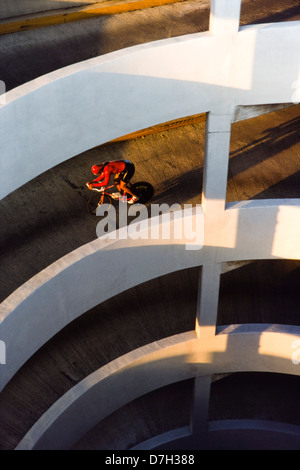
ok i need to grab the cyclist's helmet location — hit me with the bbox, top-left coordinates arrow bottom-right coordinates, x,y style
91,162 -> 108,174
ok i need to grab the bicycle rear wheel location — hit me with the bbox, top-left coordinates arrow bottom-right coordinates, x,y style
87,193 -> 112,215
131,181 -> 154,204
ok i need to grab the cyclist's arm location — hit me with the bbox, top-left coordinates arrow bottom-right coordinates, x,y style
89,170 -> 110,187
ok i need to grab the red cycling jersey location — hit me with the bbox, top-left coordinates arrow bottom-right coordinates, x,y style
91,160 -> 126,187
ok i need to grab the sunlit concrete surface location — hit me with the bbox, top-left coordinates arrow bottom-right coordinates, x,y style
0,0 -> 300,450
1,0 -> 300,92
1,19 -> 299,199
15,326 -> 300,450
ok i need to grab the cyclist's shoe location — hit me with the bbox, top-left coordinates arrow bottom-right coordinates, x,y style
111,192 -> 121,199
128,196 -> 139,204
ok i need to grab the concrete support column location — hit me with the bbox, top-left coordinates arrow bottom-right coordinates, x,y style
210,0 -> 242,35
189,375 -> 211,449
190,376 -> 211,441
196,262 -> 222,338
202,111 -> 232,213
197,111 -> 233,338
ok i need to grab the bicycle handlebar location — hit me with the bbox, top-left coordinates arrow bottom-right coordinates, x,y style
86,182 -> 104,192
92,187 -> 105,192
86,182 -> 116,192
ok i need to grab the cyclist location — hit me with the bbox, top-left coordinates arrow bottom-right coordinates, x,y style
86,159 -> 139,203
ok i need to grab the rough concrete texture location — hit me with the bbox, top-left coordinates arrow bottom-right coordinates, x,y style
0,1 -> 90,19
0,103 -> 299,449
1,105 -> 299,303
0,1 -> 210,91
1,0 -> 300,91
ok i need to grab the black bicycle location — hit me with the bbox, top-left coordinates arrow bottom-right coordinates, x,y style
86,180 -> 154,215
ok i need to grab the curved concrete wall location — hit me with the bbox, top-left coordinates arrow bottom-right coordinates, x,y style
134,421 -> 300,450
1,201 -> 300,391
0,20 -> 299,200
16,325 -> 300,449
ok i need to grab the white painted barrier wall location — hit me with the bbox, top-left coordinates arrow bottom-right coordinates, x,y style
0,0 -> 300,450
16,327 -> 300,450
0,21 -> 299,200
1,201 -> 300,392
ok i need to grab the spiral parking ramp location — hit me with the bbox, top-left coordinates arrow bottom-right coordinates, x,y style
0,0 -> 300,450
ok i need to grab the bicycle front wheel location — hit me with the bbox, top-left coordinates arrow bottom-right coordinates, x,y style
87,193 -> 112,215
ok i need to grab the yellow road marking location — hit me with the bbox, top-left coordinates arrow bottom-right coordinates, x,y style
0,0 -> 206,140
109,112 -> 207,143
0,0 -> 187,35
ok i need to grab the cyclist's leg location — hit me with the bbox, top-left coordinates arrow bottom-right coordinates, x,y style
113,172 -> 135,199
112,174 -> 123,198
119,162 -> 138,199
